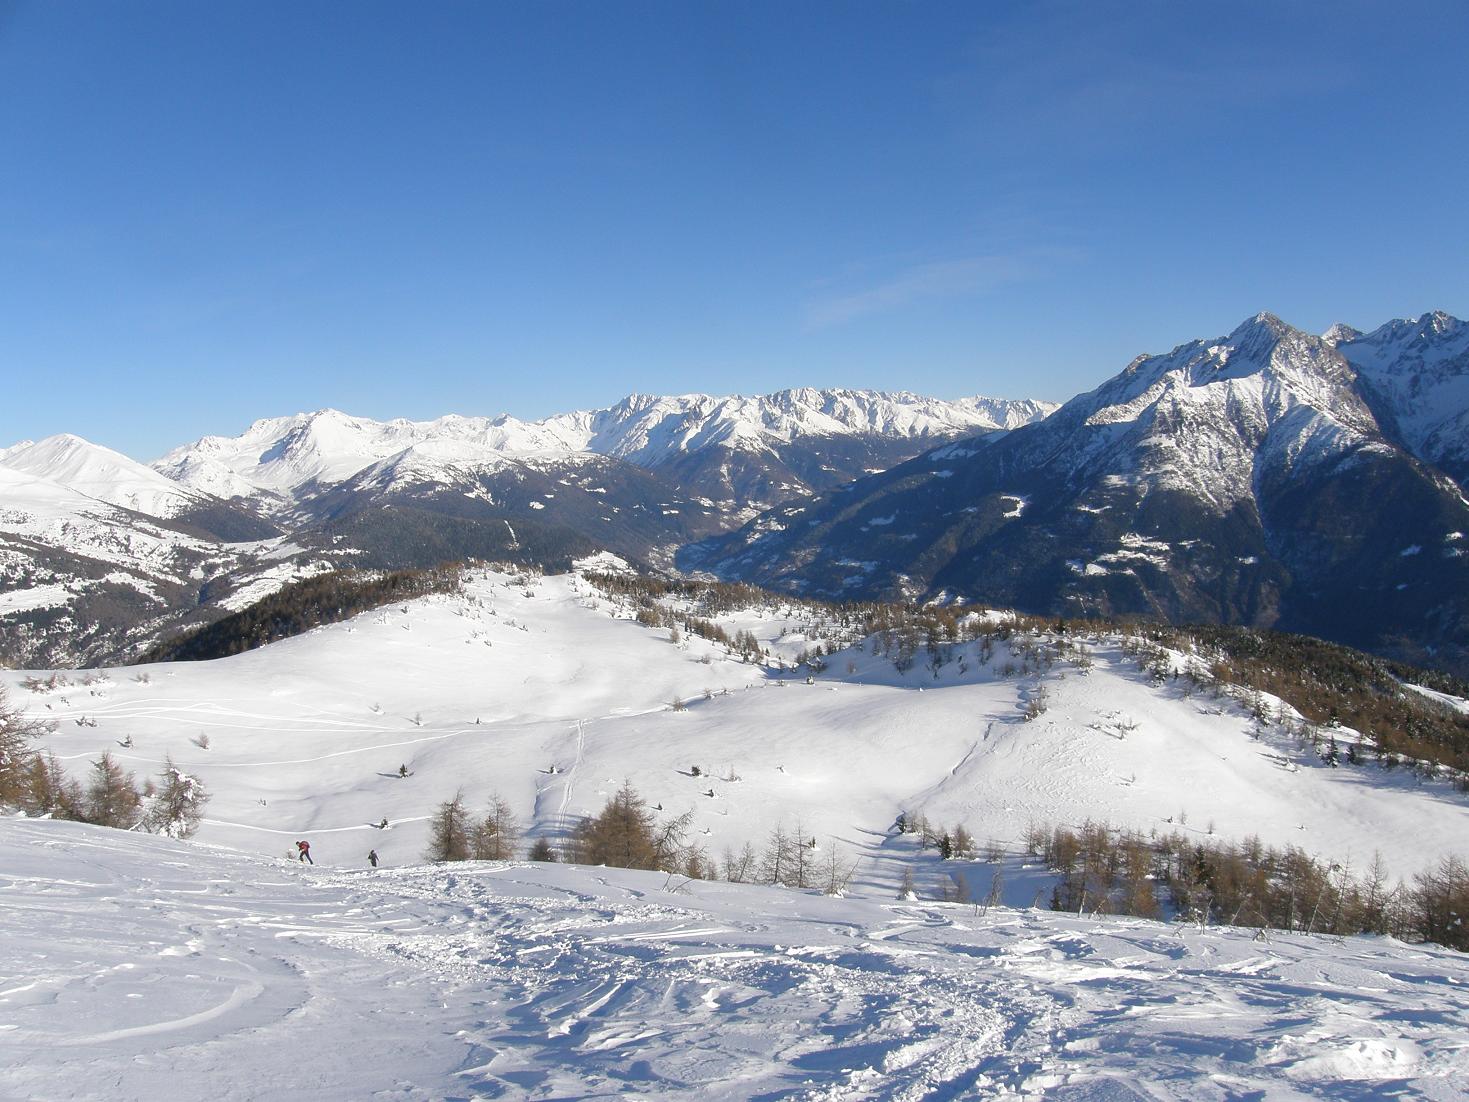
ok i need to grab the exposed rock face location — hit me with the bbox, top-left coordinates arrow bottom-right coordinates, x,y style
689,314 -> 1469,676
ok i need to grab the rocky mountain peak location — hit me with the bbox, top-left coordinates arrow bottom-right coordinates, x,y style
1321,322 -> 1362,346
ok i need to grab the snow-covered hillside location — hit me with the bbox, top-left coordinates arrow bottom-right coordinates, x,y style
0,432 -> 340,667
0,436 -> 273,606
0,462 -> 213,580
6,566 -> 1464,882
0,452 -> 342,669
5,816 -> 1467,1101
0,462 -> 229,655
0,434 -> 217,520
6,563 -> 1469,1098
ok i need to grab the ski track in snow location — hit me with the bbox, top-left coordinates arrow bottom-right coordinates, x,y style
2,819 -> 1467,1102
560,717 -> 586,828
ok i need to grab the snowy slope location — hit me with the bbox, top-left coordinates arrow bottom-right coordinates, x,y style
0,461 -> 221,588
6,566 -> 1464,883
0,458 -> 338,668
0,433 -> 216,520
4,816 -> 1467,1101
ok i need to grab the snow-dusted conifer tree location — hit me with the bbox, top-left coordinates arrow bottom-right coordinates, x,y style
144,757 -> 210,838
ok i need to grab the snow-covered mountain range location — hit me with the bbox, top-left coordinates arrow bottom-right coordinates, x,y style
1,433 -> 218,520
155,389 -> 1055,512
5,315 -> 1469,676
0,389 -> 1050,666
1336,310 -> 1469,485
689,312 -> 1469,676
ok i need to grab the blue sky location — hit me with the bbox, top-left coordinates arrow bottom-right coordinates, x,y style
3,0 -> 1467,459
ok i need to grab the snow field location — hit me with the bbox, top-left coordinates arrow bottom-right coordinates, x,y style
2,818 -> 1466,1101
5,567 -> 1466,892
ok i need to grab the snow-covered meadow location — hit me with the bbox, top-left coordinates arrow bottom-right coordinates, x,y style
5,566 -> 1465,882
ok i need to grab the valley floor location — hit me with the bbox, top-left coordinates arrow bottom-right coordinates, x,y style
3,819 -> 1466,1102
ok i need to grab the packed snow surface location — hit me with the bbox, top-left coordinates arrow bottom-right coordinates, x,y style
3,819 -> 1468,1100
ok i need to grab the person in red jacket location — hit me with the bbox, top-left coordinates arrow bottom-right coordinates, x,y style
296,839 -> 313,864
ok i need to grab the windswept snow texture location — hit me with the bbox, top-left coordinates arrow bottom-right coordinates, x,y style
3,818 -> 1468,1101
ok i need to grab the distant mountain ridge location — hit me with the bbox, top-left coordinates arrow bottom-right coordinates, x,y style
153,388 -> 1057,511
2,433 -> 218,520
687,311 -> 1469,676
7,324 -> 1469,675
1,388 -> 1053,666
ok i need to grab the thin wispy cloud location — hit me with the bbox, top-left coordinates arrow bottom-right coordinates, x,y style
937,1 -> 1357,157
804,249 -> 1075,330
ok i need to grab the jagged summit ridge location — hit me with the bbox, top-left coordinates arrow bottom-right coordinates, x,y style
154,389 -> 1058,504
1035,312 -> 1383,510
690,310 -> 1469,676
1338,310 -> 1469,484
